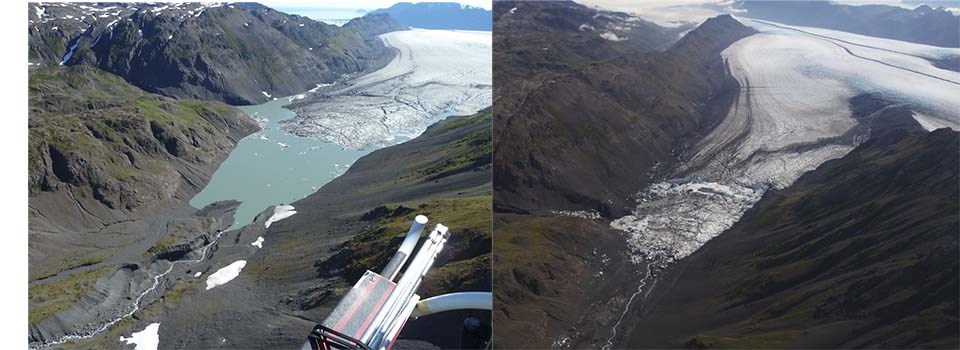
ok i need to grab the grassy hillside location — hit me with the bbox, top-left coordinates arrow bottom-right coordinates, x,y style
304,113 -> 493,298
29,66 -> 258,215
138,112 -> 491,348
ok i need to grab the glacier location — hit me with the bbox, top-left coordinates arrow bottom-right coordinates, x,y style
281,29 -> 492,150
614,17 -> 960,263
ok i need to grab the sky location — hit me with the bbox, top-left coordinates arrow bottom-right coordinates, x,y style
577,0 -> 946,27
577,0 -> 744,27
264,0 -> 491,20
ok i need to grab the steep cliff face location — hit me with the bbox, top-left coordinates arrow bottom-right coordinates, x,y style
28,66 -> 259,232
28,3 -> 405,105
628,129 -> 959,349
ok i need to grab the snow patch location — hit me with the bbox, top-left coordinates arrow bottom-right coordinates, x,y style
119,323 -> 160,350
261,91 -> 272,98
308,82 -> 334,92
265,205 -> 296,228
205,260 -> 247,290
194,271 -> 202,277
251,236 -> 264,249
599,32 -> 626,41
60,39 -> 80,66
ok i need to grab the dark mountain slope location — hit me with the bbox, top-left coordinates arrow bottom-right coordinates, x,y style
28,3 -> 405,105
493,0 -> 684,83
494,14 -> 755,216
147,112 -> 492,349
737,1 -> 960,48
492,11 -> 756,348
628,128 -> 959,349
371,2 -> 491,31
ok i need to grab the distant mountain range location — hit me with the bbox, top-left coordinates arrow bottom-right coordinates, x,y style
28,3 -> 405,105
736,0 -> 960,47
371,2 -> 491,31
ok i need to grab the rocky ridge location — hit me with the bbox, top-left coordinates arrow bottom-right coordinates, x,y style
28,2 -> 405,105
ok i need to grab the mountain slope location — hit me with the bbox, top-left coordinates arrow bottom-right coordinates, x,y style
494,13 -> 754,216
736,1 -> 960,48
27,66 -> 257,346
371,2 -> 491,30
28,3 -> 405,105
28,66 -> 258,234
493,0 -> 684,83
139,112 -> 492,349
492,10 -> 757,348
628,128 -> 959,349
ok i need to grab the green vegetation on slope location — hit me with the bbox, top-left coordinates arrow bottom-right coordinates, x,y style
319,196 -> 492,296
29,265 -> 115,324
28,66 -> 257,211
304,112 -> 493,304
381,113 -> 492,183
30,254 -> 110,282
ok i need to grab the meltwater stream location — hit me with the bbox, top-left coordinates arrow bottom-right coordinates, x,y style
29,229 -> 226,349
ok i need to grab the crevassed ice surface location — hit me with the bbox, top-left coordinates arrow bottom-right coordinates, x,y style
613,17 -> 960,263
282,29 -> 493,150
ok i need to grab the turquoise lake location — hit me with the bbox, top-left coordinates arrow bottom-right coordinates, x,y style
189,97 -> 373,229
